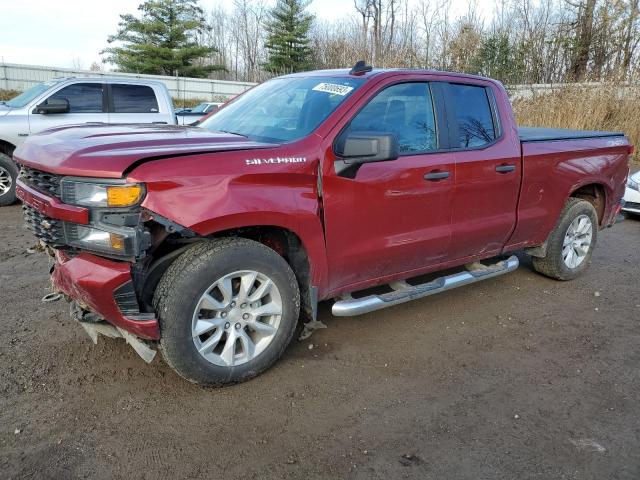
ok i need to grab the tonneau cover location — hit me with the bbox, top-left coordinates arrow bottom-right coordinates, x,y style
518,127 -> 624,142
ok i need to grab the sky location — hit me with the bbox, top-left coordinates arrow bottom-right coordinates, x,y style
0,0 -> 484,70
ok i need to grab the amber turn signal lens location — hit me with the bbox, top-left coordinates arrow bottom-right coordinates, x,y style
109,233 -> 126,251
106,185 -> 143,207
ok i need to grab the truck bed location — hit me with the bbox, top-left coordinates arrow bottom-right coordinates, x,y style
518,127 -> 625,143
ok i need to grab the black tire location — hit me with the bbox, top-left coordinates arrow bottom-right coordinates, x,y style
532,198 -> 598,280
0,153 -> 18,207
153,238 -> 300,386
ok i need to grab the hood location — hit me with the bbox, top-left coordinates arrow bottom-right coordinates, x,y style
13,124 -> 275,178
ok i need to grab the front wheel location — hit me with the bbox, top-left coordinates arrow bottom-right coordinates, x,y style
0,153 -> 18,207
532,198 -> 598,280
154,238 -> 300,386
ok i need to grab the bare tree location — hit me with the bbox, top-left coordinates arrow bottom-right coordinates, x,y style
192,0 -> 640,84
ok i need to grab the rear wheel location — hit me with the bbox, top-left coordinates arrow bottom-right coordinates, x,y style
0,153 -> 18,207
532,198 -> 598,280
154,238 -> 300,386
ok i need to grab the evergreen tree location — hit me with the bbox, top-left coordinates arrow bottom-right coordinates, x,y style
102,0 -> 222,77
472,33 -> 523,83
263,0 -> 314,73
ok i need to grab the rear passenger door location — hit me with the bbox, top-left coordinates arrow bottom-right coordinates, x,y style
444,82 -> 521,259
107,83 -> 167,124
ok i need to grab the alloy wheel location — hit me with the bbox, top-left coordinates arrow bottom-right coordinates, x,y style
191,270 -> 283,367
562,214 -> 593,269
0,166 -> 12,196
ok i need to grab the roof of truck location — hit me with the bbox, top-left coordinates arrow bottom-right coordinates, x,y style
281,68 -> 496,84
49,76 -> 169,86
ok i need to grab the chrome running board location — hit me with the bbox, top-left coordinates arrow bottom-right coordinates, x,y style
332,255 -> 519,317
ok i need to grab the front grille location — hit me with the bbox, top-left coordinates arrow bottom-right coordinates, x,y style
19,166 -> 62,197
22,205 -> 65,246
624,201 -> 640,210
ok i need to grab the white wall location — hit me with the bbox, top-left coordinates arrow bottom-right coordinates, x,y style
0,62 -> 257,100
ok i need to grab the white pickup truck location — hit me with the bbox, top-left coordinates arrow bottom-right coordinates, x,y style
0,77 -> 176,206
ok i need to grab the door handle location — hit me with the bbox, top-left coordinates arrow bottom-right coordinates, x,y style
424,171 -> 450,181
495,164 -> 516,173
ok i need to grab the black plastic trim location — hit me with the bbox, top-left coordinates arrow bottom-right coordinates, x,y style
114,280 -> 142,316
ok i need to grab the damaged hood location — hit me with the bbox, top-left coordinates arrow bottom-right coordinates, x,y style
13,124 -> 275,178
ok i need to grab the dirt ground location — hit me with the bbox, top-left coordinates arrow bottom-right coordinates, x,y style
0,203 -> 639,480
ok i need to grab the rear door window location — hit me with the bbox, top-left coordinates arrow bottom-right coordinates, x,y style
449,84 -> 496,148
48,83 -> 104,113
112,84 -> 159,113
347,82 -> 438,154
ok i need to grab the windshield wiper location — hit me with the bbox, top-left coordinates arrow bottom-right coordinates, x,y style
217,129 -> 248,138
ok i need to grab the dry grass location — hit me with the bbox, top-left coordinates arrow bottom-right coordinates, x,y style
512,84 -> 639,163
172,97 -> 207,109
0,89 -> 21,101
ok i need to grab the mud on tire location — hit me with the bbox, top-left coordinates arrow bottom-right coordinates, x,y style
153,238 -> 300,386
532,197 -> 599,281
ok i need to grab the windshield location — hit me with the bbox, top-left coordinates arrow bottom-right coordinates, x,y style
6,80 -> 61,108
200,76 -> 364,143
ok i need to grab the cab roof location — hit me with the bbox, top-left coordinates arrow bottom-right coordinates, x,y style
281,68 -> 495,84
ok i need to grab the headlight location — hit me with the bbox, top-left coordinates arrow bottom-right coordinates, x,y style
628,177 -> 640,192
61,179 -> 145,208
64,223 -> 137,256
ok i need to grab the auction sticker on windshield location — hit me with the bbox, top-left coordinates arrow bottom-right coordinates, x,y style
312,83 -> 354,96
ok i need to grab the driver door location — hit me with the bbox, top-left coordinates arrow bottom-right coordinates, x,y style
322,81 -> 456,293
28,82 -> 107,134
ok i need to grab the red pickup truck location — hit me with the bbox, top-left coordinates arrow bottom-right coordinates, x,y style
14,64 -> 631,385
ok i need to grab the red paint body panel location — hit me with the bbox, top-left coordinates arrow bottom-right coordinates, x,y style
13,124 -> 274,178
16,180 -> 89,224
449,81 -> 522,259
13,69 -> 631,339
127,143 -> 330,292
52,251 -> 160,340
506,138 -> 629,250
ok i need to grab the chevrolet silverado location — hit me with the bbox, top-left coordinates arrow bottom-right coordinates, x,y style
14,63 -> 632,385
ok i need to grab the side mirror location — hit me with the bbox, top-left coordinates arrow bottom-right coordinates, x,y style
335,132 -> 399,164
35,98 -> 70,114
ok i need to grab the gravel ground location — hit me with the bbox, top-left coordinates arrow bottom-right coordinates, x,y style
1,203 -> 639,480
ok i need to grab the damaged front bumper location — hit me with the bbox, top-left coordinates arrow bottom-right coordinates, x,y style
52,250 -> 160,341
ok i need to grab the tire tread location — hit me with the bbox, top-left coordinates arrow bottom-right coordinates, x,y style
153,237 -> 300,386
532,197 -> 598,280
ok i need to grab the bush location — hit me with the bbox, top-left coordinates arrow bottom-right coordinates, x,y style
513,84 -> 639,163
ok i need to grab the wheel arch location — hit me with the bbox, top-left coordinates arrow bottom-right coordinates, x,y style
0,139 -> 16,157
141,221 -> 326,322
569,182 -> 607,225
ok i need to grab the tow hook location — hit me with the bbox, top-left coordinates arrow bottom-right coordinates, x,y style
42,292 -> 63,303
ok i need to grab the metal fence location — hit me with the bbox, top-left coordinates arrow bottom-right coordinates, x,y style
3,62 -> 636,102
0,62 -> 256,100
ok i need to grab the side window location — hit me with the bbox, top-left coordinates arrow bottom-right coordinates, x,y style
347,82 -> 437,153
449,84 -> 496,148
112,84 -> 159,113
49,83 -> 103,113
